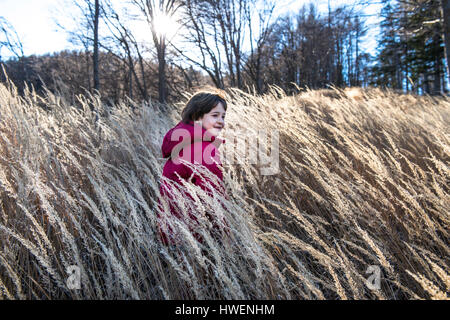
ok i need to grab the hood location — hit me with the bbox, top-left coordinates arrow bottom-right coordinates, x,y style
161,121 -> 223,159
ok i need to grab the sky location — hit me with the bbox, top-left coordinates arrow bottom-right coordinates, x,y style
278,0 -> 382,54
0,0 -> 382,60
0,0 -> 69,58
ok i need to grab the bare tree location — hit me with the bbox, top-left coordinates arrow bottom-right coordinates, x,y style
56,0 -> 105,92
0,17 -> 24,61
102,0 -> 150,100
214,0 -> 249,88
174,0 -> 225,88
73,0 -> 102,92
244,0 -> 276,93
132,0 -> 183,103
175,0 -> 253,89
0,17 -> 24,84
93,0 -> 100,91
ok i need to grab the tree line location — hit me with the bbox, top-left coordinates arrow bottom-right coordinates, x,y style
1,0 -> 449,103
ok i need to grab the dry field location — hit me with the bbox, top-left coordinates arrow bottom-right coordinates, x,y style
0,81 -> 448,299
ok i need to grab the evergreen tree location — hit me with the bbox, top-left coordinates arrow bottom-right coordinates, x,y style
372,0 -> 446,94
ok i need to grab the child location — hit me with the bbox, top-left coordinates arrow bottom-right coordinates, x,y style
158,91 -> 229,245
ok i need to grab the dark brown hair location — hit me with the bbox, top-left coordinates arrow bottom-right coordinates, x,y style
181,92 -> 227,123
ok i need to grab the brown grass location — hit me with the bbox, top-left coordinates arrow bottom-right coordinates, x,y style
0,81 -> 448,299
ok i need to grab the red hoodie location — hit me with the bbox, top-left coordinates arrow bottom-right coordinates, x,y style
158,121 -> 227,245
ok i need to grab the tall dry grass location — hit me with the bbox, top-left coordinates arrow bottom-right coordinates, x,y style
0,80 -> 448,299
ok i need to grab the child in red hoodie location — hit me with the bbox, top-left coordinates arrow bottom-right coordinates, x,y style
158,92 -> 229,245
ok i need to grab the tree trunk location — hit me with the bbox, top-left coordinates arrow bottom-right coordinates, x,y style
395,51 -> 402,90
93,0 -> 100,91
434,53 -> 442,94
157,39 -> 167,103
128,65 -> 133,100
441,0 -> 450,84
424,73 -> 431,94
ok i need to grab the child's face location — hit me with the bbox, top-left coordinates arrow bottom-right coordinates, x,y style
199,102 -> 226,137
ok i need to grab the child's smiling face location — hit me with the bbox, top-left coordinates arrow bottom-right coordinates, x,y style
199,102 -> 226,137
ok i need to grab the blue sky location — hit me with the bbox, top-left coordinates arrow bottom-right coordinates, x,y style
0,0 -> 69,58
0,0 -> 382,59
280,0 -> 382,54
